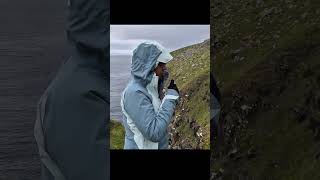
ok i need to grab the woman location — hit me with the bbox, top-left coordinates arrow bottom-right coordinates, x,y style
121,42 -> 180,149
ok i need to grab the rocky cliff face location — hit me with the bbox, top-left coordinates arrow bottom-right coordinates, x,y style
167,40 -> 210,149
211,0 -> 320,179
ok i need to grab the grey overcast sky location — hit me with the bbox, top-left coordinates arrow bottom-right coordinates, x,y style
110,25 -> 210,56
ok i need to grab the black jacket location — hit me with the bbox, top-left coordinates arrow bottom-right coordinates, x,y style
34,0 -> 109,179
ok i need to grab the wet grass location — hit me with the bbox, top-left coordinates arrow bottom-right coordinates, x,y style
211,0 -> 320,178
167,40 -> 210,149
110,120 -> 125,149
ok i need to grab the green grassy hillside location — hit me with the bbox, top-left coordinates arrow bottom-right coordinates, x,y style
167,40 -> 210,149
110,40 -> 210,149
211,0 -> 320,179
110,120 -> 125,149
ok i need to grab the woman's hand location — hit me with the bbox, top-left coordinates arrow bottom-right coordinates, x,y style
168,79 -> 179,94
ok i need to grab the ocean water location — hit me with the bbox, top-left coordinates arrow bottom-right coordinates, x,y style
110,55 -> 132,121
0,0 -> 65,178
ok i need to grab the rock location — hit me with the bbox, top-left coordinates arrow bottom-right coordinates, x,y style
210,172 -> 218,180
228,148 -> 238,158
193,125 -> 200,135
224,22 -> 231,28
190,119 -> 200,131
290,106 -> 300,114
171,132 -> 180,144
244,18 -> 251,23
230,48 -> 241,56
247,147 -> 257,159
213,8 -> 223,18
197,131 -> 203,137
219,168 -> 224,174
233,55 -> 240,62
288,4 -> 294,9
273,34 -> 280,39
301,12 -> 308,19
256,0 -> 264,8
274,7 -> 282,14
173,118 -> 181,127
241,104 -> 252,111
211,168 -> 224,180
187,118 -> 192,123
259,7 -> 276,18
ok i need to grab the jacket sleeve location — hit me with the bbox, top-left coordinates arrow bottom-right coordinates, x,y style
124,89 -> 178,142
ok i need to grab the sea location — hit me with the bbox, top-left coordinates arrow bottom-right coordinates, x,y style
0,0 -> 65,178
110,55 -> 132,122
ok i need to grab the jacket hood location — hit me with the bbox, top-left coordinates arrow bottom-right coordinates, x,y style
131,43 -> 162,84
65,0 -> 108,75
131,42 -> 173,85
146,41 -> 173,64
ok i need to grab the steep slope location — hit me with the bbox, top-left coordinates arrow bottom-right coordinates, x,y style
167,39 -> 210,149
211,0 -> 320,179
110,40 -> 210,149
110,120 -> 125,149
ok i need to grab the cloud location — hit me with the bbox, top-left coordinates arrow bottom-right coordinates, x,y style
110,39 -> 151,56
110,25 -> 209,56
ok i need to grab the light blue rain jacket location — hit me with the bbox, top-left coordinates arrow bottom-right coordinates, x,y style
121,43 -> 179,149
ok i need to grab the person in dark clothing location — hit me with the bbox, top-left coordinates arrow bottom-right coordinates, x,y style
34,0 -> 109,179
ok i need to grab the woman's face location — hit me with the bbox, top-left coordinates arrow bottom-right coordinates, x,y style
155,62 -> 169,100
154,62 -> 167,78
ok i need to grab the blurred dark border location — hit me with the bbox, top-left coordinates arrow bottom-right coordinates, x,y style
111,0 -> 210,24
111,150 -> 210,179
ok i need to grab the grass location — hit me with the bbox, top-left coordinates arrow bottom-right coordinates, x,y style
211,0 -> 320,178
167,40 -> 210,149
110,120 -> 125,149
